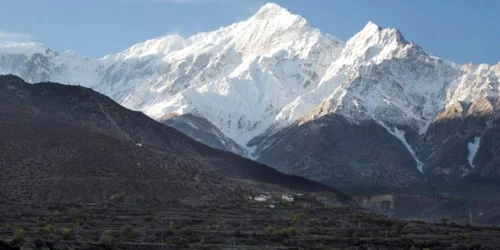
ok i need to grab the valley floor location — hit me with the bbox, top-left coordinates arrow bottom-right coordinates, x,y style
1,196 -> 500,250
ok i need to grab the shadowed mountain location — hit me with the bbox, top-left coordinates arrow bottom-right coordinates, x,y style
250,99 -> 500,223
163,113 -> 246,156
420,97 -> 500,183
251,114 -> 424,192
0,75 -> 353,206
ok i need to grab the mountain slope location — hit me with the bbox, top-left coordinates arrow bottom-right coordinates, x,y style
0,75 -> 353,205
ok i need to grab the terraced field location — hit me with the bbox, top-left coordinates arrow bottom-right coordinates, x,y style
1,194 -> 500,250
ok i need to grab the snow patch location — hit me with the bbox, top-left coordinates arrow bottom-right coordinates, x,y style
381,124 -> 424,173
419,119 -> 433,135
185,121 -> 199,130
467,137 -> 481,168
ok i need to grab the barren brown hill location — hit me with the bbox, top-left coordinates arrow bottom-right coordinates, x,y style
0,75 -> 352,206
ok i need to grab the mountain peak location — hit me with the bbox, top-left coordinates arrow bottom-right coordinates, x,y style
361,21 -> 382,35
252,3 -> 292,20
348,21 -> 408,49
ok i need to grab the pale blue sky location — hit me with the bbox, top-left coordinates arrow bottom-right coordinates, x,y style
0,0 -> 498,64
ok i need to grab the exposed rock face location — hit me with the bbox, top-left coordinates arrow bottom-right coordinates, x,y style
251,114 -> 423,189
421,97 -> 497,183
254,96 -> 500,191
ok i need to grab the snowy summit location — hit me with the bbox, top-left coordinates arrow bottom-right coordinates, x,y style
0,3 -> 498,163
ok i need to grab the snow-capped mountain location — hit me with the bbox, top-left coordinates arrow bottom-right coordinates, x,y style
0,3 -> 344,153
1,3 -> 499,189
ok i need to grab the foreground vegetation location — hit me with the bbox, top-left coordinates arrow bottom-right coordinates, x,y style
0,194 -> 499,249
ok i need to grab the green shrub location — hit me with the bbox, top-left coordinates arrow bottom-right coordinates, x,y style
153,212 -> 161,223
4,223 -> 13,230
293,213 -> 308,223
199,236 -> 207,245
278,227 -> 297,238
180,227 -> 193,236
43,224 -> 56,234
266,225 -> 276,235
73,218 -> 85,228
60,227 -> 71,239
280,199 -> 291,208
65,207 -> 83,216
169,222 -> 176,231
99,233 -> 116,249
14,227 -> 25,240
